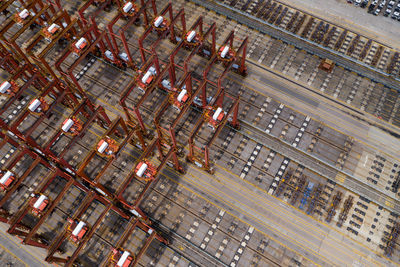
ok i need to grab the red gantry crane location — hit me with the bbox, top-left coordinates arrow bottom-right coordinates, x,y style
76,117 -> 145,192
187,86 -> 240,174
0,147 -> 50,223
107,0 -> 158,70
5,79 -> 79,149
42,98 -> 112,173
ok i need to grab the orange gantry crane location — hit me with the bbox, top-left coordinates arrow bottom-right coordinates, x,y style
42,97 -> 112,172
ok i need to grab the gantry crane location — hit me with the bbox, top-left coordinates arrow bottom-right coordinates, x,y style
24,9 -> 83,80
42,98 -> 112,172
0,64 -> 41,116
187,88 -> 239,174
215,30 -> 248,76
167,16 -> 216,87
5,79 -> 79,149
6,168 -> 77,248
107,0 -> 158,70
138,3 -> 185,63
103,215 -> 168,267
76,117 -> 145,192
154,71 -> 200,157
0,147 -> 50,222
120,54 -> 170,136
54,20 -> 103,96
45,192 -> 120,265
115,136 -> 184,220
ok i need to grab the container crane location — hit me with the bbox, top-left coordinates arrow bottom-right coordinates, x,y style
25,9 -> 82,81
138,4 -> 185,63
45,193 -> 128,265
187,88 -> 239,174
116,136 -> 184,219
77,117 -> 145,191
0,147 -> 50,223
103,215 -> 168,267
107,0 -> 158,69
0,64 -> 40,117
5,80 -> 79,149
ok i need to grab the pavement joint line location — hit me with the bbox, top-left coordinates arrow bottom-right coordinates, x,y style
0,229 -> 46,266
212,163 -> 378,265
212,162 -> 399,266
2,71 -> 396,266
157,169 -> 322,267
237,120 -> 400,213
182,169 -> 342,266
3,1 -> 400,266
0,237 -> 29,267
80,3 -> 400,165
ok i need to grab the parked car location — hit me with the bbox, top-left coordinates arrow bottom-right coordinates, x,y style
369,0 -> 378,12
360,0 -> 370,7
373,7 -> 382,15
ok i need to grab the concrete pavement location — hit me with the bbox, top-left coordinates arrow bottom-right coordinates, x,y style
0,224 -> 51,267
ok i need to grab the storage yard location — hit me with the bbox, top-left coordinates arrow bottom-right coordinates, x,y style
0,0 -> 400,266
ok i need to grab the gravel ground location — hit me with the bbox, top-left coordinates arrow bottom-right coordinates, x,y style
277,0 -> 400,50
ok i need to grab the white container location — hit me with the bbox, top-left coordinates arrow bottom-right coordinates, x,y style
136,162 -> 148,177
177,89 -> 187,102
0,81 -> 11,94
48,23 -> 59,33
19,9 -> 29,19
75,37 -> 87,50
33,195 -> 48,209
119,52 -> 129,62
105,50 -> 114,60
141,70 -> 153,84
123,2 -> 133,13
186,31 -> 196,42
117,251 -> 131,267
212,107 -> 223,121
154,16 -> 164,27
28,99 -> 41,112
72,221 -> 86,236
62,118 -> 74,132
220,46 -> 229,58
0,171 -> 13,184
97,141 -> 109,153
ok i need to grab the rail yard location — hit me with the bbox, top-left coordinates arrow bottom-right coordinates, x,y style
0,0 -> 400,266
